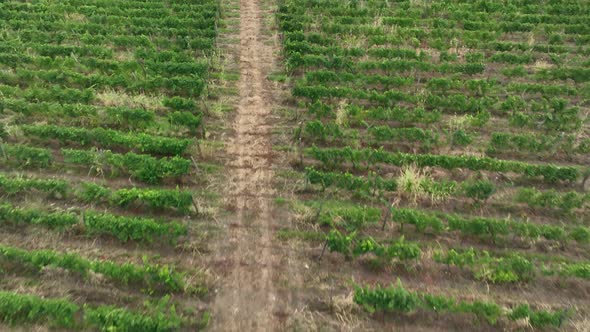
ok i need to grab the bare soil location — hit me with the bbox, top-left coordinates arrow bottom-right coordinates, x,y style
209,0 -> 301,330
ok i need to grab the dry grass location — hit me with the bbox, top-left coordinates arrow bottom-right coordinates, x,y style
113,51 -> 135,62
95,90 -> 165,110
291,202 -> 316,226
533,60 -> 553,70
527,32 -> 536,46
287,298 -> 365,332
0,324 -> 51,332
372,16 -> 383,28
397,165 -> 428,205
571,317 -> 590,332
87,270 -> 107,286
446,114 -> 469,132
331,291 -> 363,329
3,123 -> 23,141
410,0 -> 434,7
341,35 -> 366,49
64,13 -> 87,23
397,165 -> 452,204
335,100 -> 349,127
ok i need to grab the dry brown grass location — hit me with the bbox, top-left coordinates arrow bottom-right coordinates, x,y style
113,51 -> 135,62
95,90 -> 165,110
534,60 -> 552,69
570,317 -> 590,332
64,12 -> 87,23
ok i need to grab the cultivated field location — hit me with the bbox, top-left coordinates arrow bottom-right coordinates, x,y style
0,0 -> 222,330
0,0 -> 589,331
275,0 -> 590,330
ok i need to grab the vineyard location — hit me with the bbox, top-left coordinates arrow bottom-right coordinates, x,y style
276,0 -> 590,330
0,0 -> 223,330
1,0 -> 590,330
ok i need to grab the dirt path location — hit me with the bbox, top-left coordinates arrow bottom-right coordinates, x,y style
210,0 -> 290,330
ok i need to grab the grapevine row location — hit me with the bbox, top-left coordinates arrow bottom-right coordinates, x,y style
0,244 -> 187,293
0,203 -> 186,243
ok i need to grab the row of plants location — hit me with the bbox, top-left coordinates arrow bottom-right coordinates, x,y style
61,148 -> 191,184
291,54 -> 589,84
325,223 -> 589,284
7,5 -> 215,20
285,39 -> 587,74
0,0 -> 218,15
293,83 -> 413,105
1,144 -> 192,184
0,31 -> 214,57
303,121 -> 450,149
0,66 -> 207,97
314,203 -> 381,231
0,4 -> 218,24
0,174 -> 194,214
435,247 -> 590,283
22,124 -> 192,156
82,183 -> 194,213
1,98 -> 201,132
488,132 -> 590,155
287,53 -> 486,76
0,27 -> 215,52
303,70 -> 579,98
392,207 -> 590,244
326,230 -> 421,263
1,144 -> 53,168
0,49 -> 209,77
297,82 -> 581,132
0,203 -> 186,243
0,15 -> 217,32
300,86 -> 588,134
291,21 -> 587,53
388,27 -> 586,50
316,4 -> 590,25
515,187 -> 589,213
0,174 -> 67,196
368,126 -> 439,146
0,98 -> 155,122
307,146 -> 581,182
436,248 -> 533,284
0,2 -> 218,18
0,84 -> 94,104
305,167 -> 496,203
0,244 -> 187,293
305,167 -> 397,194
354,281 -> 569,328
313,200 -> 590,283
308,102 -> 442,125
318,17 -> 590,39
0,291 -> 183,330
289,41 -> 547,66
309,11 -> 590,27
303,69 -> 414,88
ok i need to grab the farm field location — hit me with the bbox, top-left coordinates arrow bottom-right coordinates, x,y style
274,0 -> 590,330
0,0 -> 227,330
0,0 -> 589,331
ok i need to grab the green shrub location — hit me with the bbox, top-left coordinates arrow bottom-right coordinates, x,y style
163,96 -> 196,111
168,111 -> 202,132
462,179 -> 496,202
